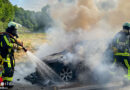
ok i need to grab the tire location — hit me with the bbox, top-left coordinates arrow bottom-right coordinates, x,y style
59,67 -> 74,82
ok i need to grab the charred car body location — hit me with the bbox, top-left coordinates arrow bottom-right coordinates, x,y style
24,50 -> 92,85
24,40 -> 112,85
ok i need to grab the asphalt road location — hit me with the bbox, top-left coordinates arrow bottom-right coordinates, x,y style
5,81 -> 130,90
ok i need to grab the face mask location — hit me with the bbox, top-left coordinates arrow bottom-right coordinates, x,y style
123,29 -> 129,35
12,29 -> 18,38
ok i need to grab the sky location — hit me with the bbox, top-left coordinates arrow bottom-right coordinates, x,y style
9,0 -> 76,11
10,0 -> 23,7
9,0 -> 49,11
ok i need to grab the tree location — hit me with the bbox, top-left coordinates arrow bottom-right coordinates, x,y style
13,5 -> 53,31
0,0 -> 14,30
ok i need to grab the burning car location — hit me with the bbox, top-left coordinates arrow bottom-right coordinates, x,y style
24,40 -> 111,85
24,48 -> 93,85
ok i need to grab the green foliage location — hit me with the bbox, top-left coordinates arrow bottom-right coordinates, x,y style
14,5 -> 53,32
0,0 -> 14,31
0,0 -> 53,32
0,21 -> 4,31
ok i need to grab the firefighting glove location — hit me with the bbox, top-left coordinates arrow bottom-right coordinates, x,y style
16,40 -> 23,47
112,47 -> 118,53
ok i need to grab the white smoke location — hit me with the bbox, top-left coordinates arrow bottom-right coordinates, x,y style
34,18 -> 130,88
94,0 -> 119,11
36,27 -> 79,59
13,58 -> 36,84
35,20 -> 123,82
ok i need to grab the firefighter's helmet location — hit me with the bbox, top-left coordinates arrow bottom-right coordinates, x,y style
6,21 -> 18,38
123,22 -> 130,30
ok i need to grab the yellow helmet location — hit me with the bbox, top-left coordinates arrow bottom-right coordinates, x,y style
6,21 -> 20,38
8,21 -> 18,28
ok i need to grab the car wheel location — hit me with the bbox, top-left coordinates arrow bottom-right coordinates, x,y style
59,67 -> 73,82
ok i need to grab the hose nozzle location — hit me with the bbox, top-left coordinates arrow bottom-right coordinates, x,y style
22,47 -> 27,52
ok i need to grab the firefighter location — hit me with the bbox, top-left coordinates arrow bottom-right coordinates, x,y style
112,22 -> 130,79
0,21 -> 23,87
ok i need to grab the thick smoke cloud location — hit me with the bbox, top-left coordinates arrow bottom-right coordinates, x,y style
50,0 -> 101,30
34,0 -> 129,85
49,0 -> 130,31
108,0 -> 130,28
35,21 -> 125,84
94,0 -> 119,11
12,0 -> 130,30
